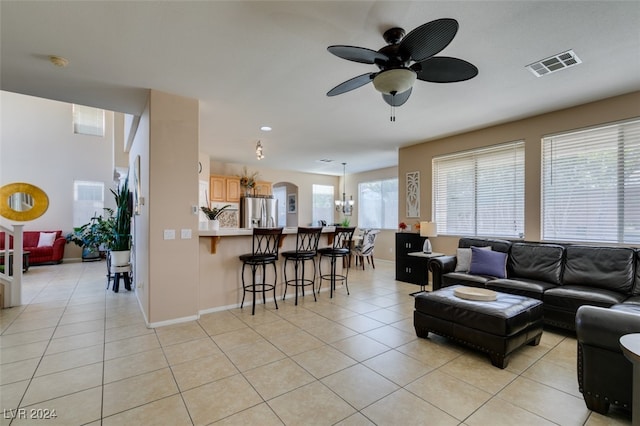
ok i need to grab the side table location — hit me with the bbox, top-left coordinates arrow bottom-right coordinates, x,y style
406,251 -> 444,295
0,250 -> 30,275
620,333 -> 640,426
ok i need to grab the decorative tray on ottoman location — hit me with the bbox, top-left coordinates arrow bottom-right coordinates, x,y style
454,286 -> 497,301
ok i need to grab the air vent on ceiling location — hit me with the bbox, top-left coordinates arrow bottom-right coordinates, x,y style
317,159 -> 334,163
526,50 -> 582,77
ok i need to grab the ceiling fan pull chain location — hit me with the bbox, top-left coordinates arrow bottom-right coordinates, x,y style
390,93 -> 396,122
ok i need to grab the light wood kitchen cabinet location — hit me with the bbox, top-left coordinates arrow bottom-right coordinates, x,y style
254,181 -> 272,196
210,175 -> 242,202
226,177 -> 241,202
210,175 -> 226,202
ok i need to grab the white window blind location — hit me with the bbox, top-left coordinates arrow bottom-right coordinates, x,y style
358,178 -> 398,229
73,104 -> 105,136
73,180 -> 104,228
433,141 -> 525,238
542,118 -> 640,243
312,184 -> 334,226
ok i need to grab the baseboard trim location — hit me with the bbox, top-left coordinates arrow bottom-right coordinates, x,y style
147,314 -> 200,329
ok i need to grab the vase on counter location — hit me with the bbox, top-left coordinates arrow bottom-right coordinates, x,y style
209,219 -> 220,231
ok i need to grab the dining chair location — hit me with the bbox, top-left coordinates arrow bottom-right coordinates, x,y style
353,229 -> 380,270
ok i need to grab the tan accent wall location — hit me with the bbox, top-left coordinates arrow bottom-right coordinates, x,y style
146,90 -> 200,324
399,91 -> 640,256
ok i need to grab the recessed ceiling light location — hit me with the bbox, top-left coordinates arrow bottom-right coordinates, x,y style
49,55 -> 69,67
260,126 -> 272,132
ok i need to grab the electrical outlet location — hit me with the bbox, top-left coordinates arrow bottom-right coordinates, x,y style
181,229 -> 192,239
163,229 -> 175,240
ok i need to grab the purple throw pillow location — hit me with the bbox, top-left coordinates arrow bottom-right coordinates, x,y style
469,247 -> 507,278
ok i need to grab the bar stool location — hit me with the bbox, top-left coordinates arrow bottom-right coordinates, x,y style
281,227 -> 322,305
239,227 -> 283,315
318,227 -> 356,298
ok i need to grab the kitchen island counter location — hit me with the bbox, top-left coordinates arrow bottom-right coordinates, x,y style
198,226 -> 339,314
199,226 -> 335,237
199,226 -> 335,253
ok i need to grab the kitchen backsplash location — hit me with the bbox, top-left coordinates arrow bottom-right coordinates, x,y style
218,210 -> 239,228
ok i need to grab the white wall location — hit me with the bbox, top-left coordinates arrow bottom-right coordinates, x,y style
0,91 -> 115,258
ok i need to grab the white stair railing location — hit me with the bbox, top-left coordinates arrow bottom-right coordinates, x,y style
1,224 -> 24,307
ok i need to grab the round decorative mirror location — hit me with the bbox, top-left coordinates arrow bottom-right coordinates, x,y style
0,182 -> 49,221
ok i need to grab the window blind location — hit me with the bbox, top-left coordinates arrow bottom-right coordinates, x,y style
73,180 -> 104,228
312,184 -> 334,226
542,118 -> 640,243
433,141 -> 525,238
358,178 -> 398,229
73,104 -> 105,136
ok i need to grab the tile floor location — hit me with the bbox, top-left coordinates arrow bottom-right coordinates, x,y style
0,260 -> 632,425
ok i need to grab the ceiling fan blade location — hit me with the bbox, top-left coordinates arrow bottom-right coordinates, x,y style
382,88 -> 412,106
328,45 -> 389,65
411,57 -> 478,83
399,18 -> 458,62
327,73 -> 376,96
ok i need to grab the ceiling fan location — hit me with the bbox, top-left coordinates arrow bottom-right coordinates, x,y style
326,18 -> 478,120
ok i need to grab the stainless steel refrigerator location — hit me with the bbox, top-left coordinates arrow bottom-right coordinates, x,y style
241,196 -> 277,228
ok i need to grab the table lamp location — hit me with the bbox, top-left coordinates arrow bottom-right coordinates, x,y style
420,222 -> 437,253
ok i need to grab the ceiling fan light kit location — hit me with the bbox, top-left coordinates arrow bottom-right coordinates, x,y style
327,18 -> 478,120
372,68 -> 417,95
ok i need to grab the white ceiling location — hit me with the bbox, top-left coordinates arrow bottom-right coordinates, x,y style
2,1 -> 639,175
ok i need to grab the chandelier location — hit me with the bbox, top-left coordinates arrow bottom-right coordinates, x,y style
256,141 -> 264,160
335,162 -> 354,214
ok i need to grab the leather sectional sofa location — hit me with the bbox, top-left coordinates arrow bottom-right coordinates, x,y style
0,230 -> 66,265
428,237 -> 640,330
427,237 -> 640,415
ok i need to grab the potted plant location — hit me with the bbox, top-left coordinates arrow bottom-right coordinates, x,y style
109,177 -> 133,266
238,166 -> 259,196
201,202 -> 231,230
66,210 -> 114,261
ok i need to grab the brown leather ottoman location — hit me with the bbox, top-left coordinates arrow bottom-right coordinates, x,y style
414,285 -> 543,368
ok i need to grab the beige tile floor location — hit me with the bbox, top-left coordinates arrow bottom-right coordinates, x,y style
0,260 -> 632,425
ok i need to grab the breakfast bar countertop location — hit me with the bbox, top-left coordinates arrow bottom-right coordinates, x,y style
197,225 -> 338,313
198,226 -> 335,237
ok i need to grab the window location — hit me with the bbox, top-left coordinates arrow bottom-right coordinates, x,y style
358,178 -> 398,229
433,141 -> 524,238
542,118 -> 640,243
73,180 -> 104,227
73,104 -> 105,136
312,184 -> 334,226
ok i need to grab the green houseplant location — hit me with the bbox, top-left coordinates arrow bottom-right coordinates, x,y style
201,204 -> 231,220
109,177 -> 133,266
201,203 -> 231,231
66,210 -> 115,261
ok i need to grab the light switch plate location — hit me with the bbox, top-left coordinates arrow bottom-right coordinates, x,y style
163,229 -> 176,240
181,229 -> 192,239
